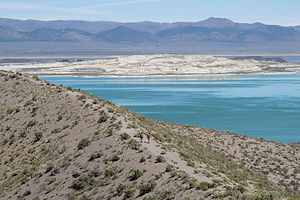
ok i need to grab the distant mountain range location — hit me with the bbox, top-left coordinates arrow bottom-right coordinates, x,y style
0,17 -> 300,43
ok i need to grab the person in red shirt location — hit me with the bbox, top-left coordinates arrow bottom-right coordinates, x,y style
147,132 -> 151,144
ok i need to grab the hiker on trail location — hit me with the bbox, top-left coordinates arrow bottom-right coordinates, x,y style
139,132 -> 144,143
147,132 -> 151,144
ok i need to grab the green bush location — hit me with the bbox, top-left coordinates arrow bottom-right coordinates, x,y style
51,128 -> 61,134
89,152 -> 102,161
31,107 -> 38,117
19,130 -> 27,138
128,169 -> 143,181
105,169 -> 116,177
111,154 -> 120,162
165,164 -> 174,172
139,180 -> 157,196
2,138 -> 8,146
94,130 -> 100,135
77,138 -> 90,150
188,178 -> 197,189
140,156 -> 146,163
72,170 -> 81,178
27,120 -> 37,127
98,115 -> 109,123
9,74 -> 17,79
106,128 -> 113,136
9,134 -> 15,145
50,167 -> 60,176
34,132 -> 43,142
57,115 -> 63,121
77,95 -> 86,100
121,132 -> 130,140
199,181 -> 215,191
156,155 -> 166,163
15,106 -> 20,113
143,196 -> 159,200
45,162 -> 54,173
5,126 -> 11,131
23,190 -> 31,197
98,111 -> 109,123
128,139 -> 141,150
234,185 -> 246,193
32,75 -> 40,81
88,169 -> 100,178
107,107 -> 114,113
116,184 -> 127,196
123,189 -> 135,200
6,108 -> 14,115
71,175 -> 95,191
198,182 -> 209,191
187,160 -> 195,168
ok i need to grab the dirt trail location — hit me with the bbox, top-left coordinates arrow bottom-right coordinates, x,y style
140,136 -> 211,183
119,122 -> 211,183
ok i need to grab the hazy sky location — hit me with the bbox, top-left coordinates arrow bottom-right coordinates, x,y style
0,0 -> 299,25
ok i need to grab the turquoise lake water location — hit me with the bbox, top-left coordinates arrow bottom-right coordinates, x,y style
42,74 -> 300,143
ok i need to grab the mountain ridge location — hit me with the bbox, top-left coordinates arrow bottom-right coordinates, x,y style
1,17 -> 300,43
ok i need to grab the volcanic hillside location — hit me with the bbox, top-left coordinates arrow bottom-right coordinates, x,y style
0,71 -> 299,200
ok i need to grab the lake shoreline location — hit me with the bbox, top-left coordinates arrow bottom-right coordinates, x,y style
38,71 -> 298,78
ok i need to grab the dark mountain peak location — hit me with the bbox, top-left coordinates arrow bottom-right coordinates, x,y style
139,21 -> 161,24
205,17 -> 234,23
109,25 -> 138,32
25,19 -> 39,22
197,17 -> 235,28
99,25 -> 156,36
99,25 -> 149,35
96,26 -> 156,42
253,22 -> 264,25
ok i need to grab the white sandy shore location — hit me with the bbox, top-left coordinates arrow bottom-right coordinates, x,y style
1,54 -> 300,77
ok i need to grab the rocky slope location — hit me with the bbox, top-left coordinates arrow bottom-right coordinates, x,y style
0,71 -> 299,200
2,55 -> 300,77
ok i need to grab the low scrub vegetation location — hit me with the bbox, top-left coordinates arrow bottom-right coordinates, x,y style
77,138 -> 90,150
128,169 -> 143,181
